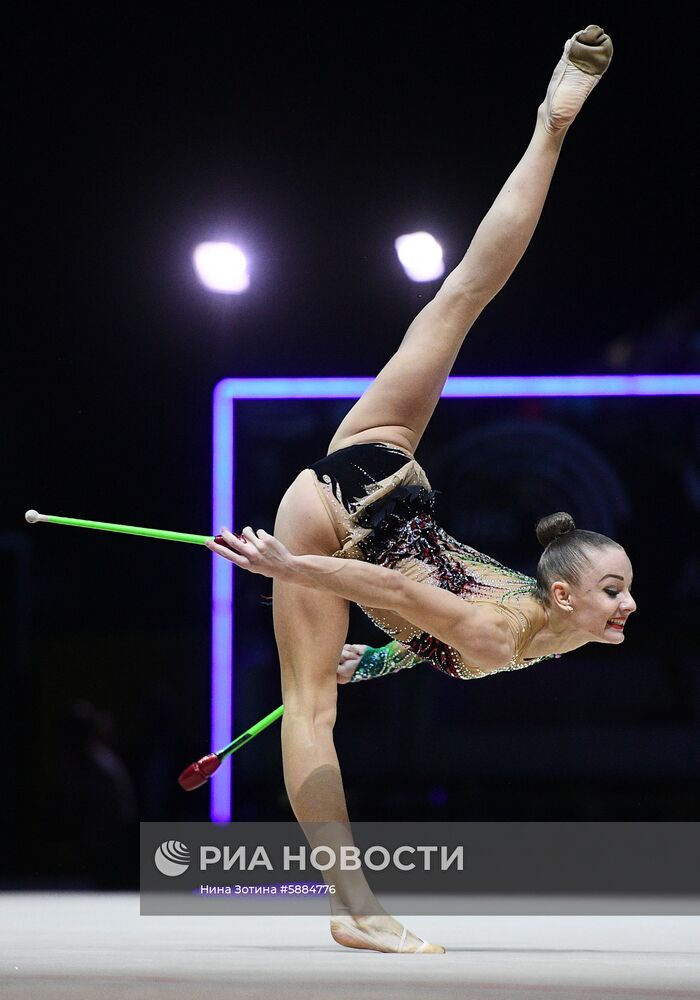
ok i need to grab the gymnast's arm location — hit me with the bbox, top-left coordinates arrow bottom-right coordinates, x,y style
340,641 -> 426,683
207,526 -> 513,672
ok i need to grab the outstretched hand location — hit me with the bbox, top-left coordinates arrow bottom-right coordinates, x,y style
205,526 -> 296,581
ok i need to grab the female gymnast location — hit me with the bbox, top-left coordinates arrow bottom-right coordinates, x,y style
207,25 -> 632,954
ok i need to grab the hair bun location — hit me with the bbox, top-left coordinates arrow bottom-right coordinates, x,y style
535,511 -> 576,548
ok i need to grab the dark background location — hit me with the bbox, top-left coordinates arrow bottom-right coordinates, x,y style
3,6 -> 698,887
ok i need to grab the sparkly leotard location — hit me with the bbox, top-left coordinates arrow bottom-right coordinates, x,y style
306,442 -> 561,682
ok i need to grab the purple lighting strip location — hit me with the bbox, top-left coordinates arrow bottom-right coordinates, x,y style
211,373 -> 700,821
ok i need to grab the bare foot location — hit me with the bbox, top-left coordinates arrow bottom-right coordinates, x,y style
330,914 -> 445,954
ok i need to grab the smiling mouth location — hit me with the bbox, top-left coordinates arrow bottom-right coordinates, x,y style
607,619 -> 626,631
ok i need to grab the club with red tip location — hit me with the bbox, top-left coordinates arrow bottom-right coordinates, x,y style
24,510 -> 283,791
178,704 -> 285,790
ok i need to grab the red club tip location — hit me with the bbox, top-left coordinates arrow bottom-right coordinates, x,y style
213,534 -> 235,549
177,752 -> 221,791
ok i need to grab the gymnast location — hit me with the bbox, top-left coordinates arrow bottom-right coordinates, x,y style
207,25 -> 633,953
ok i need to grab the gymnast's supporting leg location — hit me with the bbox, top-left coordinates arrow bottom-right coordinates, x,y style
272,480 -> 445,951
329,26 -> 612,459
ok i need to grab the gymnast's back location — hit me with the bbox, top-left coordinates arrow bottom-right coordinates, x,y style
306,441 -> 557,680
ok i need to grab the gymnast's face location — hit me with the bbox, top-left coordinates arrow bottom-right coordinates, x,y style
553,546 -> 636,643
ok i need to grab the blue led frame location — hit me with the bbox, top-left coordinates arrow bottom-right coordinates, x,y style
211,373 -> 700,821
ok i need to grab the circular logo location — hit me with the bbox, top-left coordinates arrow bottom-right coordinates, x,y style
154,841 -> 191,877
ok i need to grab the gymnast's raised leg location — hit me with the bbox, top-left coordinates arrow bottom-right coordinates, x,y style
271,26 -> 613,953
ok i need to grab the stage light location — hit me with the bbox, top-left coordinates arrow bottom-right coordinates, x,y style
394,232 -> 445,282
193,242 -> 250,293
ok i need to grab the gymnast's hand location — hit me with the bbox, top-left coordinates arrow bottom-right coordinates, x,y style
206,526 -> 295,580
337,643 -> 368,684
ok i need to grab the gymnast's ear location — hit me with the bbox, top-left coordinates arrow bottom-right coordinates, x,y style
549,580 -> 573,612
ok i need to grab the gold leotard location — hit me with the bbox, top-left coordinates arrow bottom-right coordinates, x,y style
307,442 -> 559,681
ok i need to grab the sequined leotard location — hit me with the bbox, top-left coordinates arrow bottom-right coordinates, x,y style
306,442 -> 561,681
